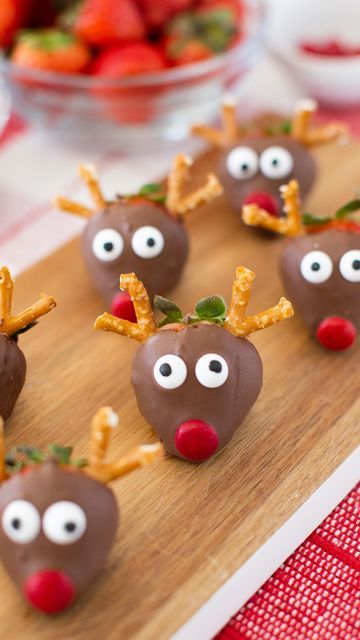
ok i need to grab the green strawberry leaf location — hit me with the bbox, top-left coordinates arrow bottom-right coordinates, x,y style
17,446 -> 46,463
195,296 -> 226,320
139,183 -> 162,195
302,213 -> 332,226
48,444 -> 73,464
335,199 -> 360,219
154,295 -> 183,321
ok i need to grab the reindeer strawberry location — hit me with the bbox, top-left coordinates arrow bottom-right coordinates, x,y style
55,155 -> 222,321
94,270 -> 293,462
0,267 -> 56,419
0,407 -> 163,614
242,180 -> 360,351
192,97 -> 346,221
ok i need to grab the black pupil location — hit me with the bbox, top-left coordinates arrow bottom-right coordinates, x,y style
241,163 -> 249,172
352,259 -> 360,270
311,262 -> 321,272
209,360 -> 222,373
147,238 -> 155,247
159,363 -> 172,377
64,522 -> 76,533
11,518 -> 21,530
103,242 -> 113,252
271,158 -> 279,166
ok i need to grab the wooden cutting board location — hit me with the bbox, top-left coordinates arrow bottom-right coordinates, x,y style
0,142 -> 359,640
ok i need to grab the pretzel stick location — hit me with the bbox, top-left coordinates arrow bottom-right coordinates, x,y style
221,95 -> 238,143
301,122 -> 349,146
225,266 -> 255,332
78,164 -> 106,210
230,297 -> 294,337
242,180 -> 303,237
292,98 -> 317,143
86,442 -> 164,483
0,268 -> 56,337
0,417 -> 7,481
190,124 -> 226,147
89,407 -> 119,466
95,273 -> 156,343
53,196 -> 93,219
174,173 -> 223,216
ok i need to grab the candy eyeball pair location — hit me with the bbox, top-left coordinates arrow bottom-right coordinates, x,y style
2,499 -> 86,545
301,249 -> 360,284
227,145 -> 294,182
92,226 -> 164,262
153,353 -> 229,390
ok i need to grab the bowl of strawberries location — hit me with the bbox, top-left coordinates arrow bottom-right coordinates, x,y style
0,0 -> 264,148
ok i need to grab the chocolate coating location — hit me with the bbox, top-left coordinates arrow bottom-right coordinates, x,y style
0,335 -> 26,419
131,323 -> 263,461
280,229 -> 360,333
218,136 -> 316,215
82,201 -> 189,307
0,461 -> 118,601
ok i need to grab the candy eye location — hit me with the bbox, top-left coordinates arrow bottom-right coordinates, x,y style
153,354 -> 187,389
339,249 -> 360,282
92,228 -> 124,262
226,146 -> 258,180
2,500 -> 41,544
131,226 -> 164,259
300,250 -> 333,284
259,146 -> 294,180
42,501 -> 87,545
195,353 -> 229,388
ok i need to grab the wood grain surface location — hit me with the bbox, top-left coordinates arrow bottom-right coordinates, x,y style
0,142 -> 359,640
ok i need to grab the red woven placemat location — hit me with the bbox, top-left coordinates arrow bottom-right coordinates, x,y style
215,483 -> 360,640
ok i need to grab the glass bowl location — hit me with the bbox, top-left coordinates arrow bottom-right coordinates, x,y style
0,0 -> 265,150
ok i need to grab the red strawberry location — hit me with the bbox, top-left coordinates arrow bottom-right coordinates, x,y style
164,37 -> 212,65
137,0 -> 194,29
0,0 -> 33,47
198,0 -> 244,21
74,0 -> 146,47
11,29 -> 91,73
91,43 -> 167,123
91,42 -> 166,76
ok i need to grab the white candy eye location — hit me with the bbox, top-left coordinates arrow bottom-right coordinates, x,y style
42,501 -> 87,545
339,249 -> 360,282
300,250 -> 333,284
226,146 -> 258,180
153,354 -> 187,389
92,228 -> 124,262
259,146 -> 294,180
2,500 -> 40,544
195,353 -> 229,388
131,226 -> 164,259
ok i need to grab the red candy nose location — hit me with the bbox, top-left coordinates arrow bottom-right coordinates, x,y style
316,317 -> 357,351
24,570 -> 76,614
243,192 -> 279,217
175,419 -> 219,461
111,291 -> 137,322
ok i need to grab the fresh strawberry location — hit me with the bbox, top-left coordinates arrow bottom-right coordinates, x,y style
11,29 -> 91,73
137,0 -> 194,29
74,0 -> 146,47
0,0 -> 34,47
198,0 -> 244,21
164,5 -> 238,65
91,43 -> 166,124
91,42 -> 166,76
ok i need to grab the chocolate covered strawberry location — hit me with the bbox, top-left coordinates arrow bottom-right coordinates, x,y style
0,267 -> 56,419
0,407 -> 163,613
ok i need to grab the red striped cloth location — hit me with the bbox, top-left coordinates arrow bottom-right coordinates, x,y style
216,484 -> 360,640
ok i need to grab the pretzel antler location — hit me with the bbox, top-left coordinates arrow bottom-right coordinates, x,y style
292,99 -> 348,146
224,266 -> 294,337
85,406 -> 164,483
94,273 -> 156,343
0,267 -> 56,337
242,179 -> 303,237
191,95 -> 239,147
166,154 -> 223,217
54,163 -> 106,219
